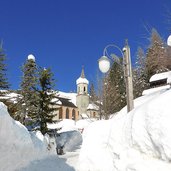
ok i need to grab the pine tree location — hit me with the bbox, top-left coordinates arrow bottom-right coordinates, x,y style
38,67 -> 57,135
0,42 -> 10,90
146,28 -> 168,81
89,83 -> 97,103
104,60 -> 126,116
96,71 -> 104,119
20,56 -> 39,125
133,47 -> 149,98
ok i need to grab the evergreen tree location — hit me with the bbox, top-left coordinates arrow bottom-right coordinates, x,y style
89,83 -> 97,103
20,56 -> 39,125
0,42 -> 10,90
104,60 -> 126,117
38,67 -> 57,135
146,28 -> 168,81
133,47 -> 149,98
96,71 -> 104,120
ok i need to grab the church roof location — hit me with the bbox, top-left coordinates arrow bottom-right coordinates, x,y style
57,97 -> 77,108
87,103 -> 99,111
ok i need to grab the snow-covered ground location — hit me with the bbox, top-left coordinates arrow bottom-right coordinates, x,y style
1,86 -> 171,171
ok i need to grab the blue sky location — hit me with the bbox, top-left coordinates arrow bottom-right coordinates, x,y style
0,0 -> 171,92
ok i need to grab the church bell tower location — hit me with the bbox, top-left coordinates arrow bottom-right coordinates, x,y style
76,67 -> 89,117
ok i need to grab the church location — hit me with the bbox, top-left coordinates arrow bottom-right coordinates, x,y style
52,67 -> 99,121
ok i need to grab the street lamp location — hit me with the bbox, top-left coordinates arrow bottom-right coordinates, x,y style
167,35 -> 171,46
98,40 -> 134,113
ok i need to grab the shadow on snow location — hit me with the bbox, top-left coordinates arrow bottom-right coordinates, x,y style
19,155 -> 75,171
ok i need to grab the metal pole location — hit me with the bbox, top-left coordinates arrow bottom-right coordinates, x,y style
123,40 -> 134,112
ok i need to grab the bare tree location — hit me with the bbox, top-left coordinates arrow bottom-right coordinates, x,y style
146,28 -> 169,81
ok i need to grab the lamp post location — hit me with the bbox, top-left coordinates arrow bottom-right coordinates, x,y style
98,40 -> 134,113
167,35 -> 171,46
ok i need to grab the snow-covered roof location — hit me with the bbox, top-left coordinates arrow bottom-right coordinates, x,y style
80,113 -> 89,119
0,92 -> 22,104
51,97 -> 62,105
57,91 -> 77,106
149,71 -> 171,83
76,77 -> 89,85
87,103 -> 99,111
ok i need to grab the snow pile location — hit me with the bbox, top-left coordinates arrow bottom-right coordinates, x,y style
47,119 -> 94,154
79,89 -> 171,171
142,85 -> 170,95
57,130 -> 82,153
76,119 -> 94,131
53,119 -> 78,133
48,118 -> 94,134
0,102 -> 48,171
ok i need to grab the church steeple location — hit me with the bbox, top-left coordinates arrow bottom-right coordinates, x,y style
76,66 -> 89,95
81,66 -> 85,78
76,66 -> 89,116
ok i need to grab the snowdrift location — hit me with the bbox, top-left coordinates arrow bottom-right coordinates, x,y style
79,88 -> 171,171
0,102 -> 48,171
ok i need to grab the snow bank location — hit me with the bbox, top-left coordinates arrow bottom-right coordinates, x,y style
56,119 -> 77,133
48,118 -> 94,134
76,119 -> 94,133
57,130 -> 82,153
142,85 -> 170,96
79,89 -> 171,171
48,119 -> 94,154
0,102 -> 48,171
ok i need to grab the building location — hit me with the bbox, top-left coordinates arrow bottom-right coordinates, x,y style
149,71 -> 171,87
142,71 -> 171,96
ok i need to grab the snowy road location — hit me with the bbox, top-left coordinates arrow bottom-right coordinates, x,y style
19,151 -> 79,171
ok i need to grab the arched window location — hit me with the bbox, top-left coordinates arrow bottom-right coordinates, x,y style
66,108 -> 69,119
72,109 -> 76,120
84,86 -> 86,92
78,86 -> 80,94
59,108 -> 63,119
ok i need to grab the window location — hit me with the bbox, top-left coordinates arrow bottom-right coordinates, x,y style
59,108 -> 63,119
66,108 -> 69,119
72,109 -> 76,120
